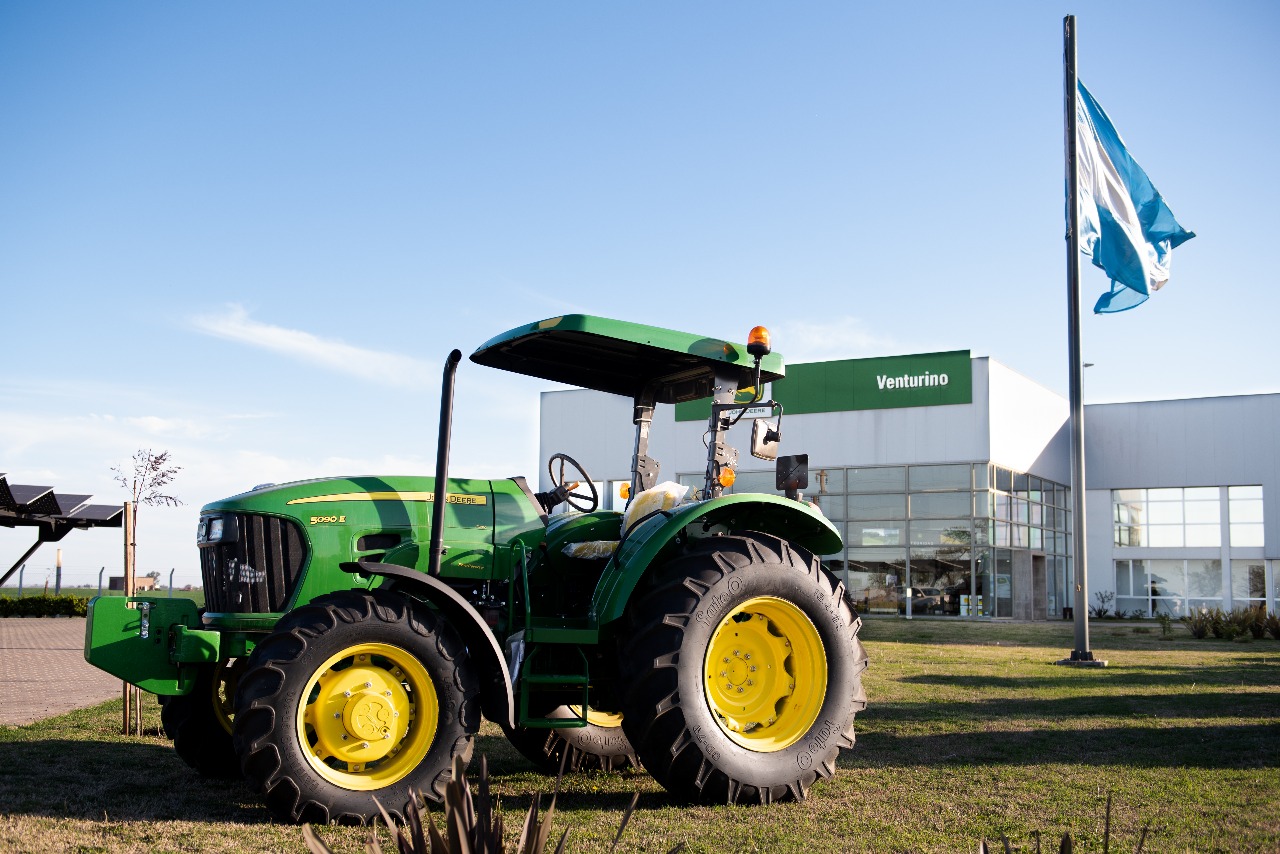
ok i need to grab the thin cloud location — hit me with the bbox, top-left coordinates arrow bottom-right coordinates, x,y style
191,305 -> 432,389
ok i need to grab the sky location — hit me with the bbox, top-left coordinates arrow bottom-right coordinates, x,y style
2,1 -> 1277,587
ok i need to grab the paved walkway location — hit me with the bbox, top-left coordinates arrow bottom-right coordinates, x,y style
0,618 -> 124,726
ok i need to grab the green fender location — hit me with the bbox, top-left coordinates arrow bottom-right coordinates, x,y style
591,494 -> 843,626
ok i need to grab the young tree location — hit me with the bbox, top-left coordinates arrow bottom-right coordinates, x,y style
113,449 -> 182,595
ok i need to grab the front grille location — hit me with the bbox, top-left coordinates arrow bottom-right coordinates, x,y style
199,514 -> 307,613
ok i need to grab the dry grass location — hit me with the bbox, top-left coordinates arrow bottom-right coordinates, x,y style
1,619 -> 1277,852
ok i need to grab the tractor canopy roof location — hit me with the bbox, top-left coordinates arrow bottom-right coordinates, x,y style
470,315 -> 785,404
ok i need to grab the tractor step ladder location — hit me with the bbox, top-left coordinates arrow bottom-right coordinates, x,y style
515,543 -> 594,729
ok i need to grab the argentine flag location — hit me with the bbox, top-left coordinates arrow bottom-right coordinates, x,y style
1076,81 -> 1195,313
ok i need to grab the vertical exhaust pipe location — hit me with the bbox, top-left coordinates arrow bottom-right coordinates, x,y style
429,349 -> 463,576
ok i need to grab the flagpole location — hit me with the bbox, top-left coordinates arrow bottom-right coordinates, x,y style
1061,15 -> 1102,666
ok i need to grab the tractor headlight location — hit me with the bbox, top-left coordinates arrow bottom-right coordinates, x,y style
207,517 -> 225,542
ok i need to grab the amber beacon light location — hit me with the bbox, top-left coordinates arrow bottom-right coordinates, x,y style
747,326 -> 771,358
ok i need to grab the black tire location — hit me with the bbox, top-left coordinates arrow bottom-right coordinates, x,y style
232,589 -> 480,825
159,660 -> 243,779
619,532 -> 868,805
502,706 -> 638,773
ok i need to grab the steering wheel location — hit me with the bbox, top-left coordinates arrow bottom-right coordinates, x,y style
547,453 -> 599,513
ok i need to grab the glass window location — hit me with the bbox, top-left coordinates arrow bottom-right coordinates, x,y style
1112,488 -> 1222,549
1187,559 -> 1223,599
909,464 -> 971,491
973,464 -> 991,490
813,494 -> 846,521
843,550 -> 907,615
996,468 -> 1012,492
1230,524 -> 1265,548
995,493 -> 1011,521
1231,560 -> 1266,603
1148,559 -> 1186,598
1185,487 -> 1220,500
848,467 -> 905,493
1116,560 -> 1131,596
1184,501 -> 1220,524
732,470 -> 781,494
1147,526 -> 1183,548
973,491 -> 990,519
1012,498 -> 1029,524
848,521 -> 905,547
910,492 -> 972,518
909,519 -> 971,547
1147,502 -> 1184,525
1229,486 -> 1264,548
1013,472 -> 1029,496
849,493 -> 906,519
812,468 -> 846,494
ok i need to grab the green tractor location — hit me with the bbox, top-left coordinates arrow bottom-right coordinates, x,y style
85,315 -> 868,824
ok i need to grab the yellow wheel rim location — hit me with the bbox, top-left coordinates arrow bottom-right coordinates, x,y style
212,658 -> 241,736
703,596 -> 827,752
567,706 -> 624,728
296,642 -> 438,791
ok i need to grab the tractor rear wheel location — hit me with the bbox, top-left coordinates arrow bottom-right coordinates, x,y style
619,532 -> 868,804
502,705 -> 638,773
232,589 -> 480,825
160,659 -> 243,779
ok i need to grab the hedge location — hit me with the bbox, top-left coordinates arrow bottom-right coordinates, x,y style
0,594 -> 89,618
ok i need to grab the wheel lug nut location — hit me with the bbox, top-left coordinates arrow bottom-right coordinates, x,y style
743,653 -> 751,660
749,665 -> 757,672
333,712 -> 341,719
341,734 -> 348,740
720,671 -> 727,678
726,683 -> 734,690
344,690 -> 352,698
361,741 -> 370,749
364,682 -> 372,689
384,690 -> 392,697
736,687 -> 744,693
722,657 -> 730,663
746,680 -> 754,686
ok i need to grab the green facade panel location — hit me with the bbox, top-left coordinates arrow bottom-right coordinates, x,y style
676,350 -> 972,421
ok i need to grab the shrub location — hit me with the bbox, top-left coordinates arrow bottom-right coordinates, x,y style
0,594 -> 88,618
1266,611 -> 1280,641
1208,607 -> 1228,639
1185,608 -> 1212,639
1245,606 -> 1267,640
1156,613 -> 1173,637
1089,591 -> 1115,619
302,754 -> 679,854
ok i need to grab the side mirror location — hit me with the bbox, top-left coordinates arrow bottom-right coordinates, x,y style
750,419 -> 780,461
776,454 -> 808,500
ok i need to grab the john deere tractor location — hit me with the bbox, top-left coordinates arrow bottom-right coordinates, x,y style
85,315 -> 868,824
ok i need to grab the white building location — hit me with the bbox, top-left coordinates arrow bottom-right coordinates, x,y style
539,350 -> 1278,621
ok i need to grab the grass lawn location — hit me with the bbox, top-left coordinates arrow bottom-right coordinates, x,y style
1,618 -> 1276,853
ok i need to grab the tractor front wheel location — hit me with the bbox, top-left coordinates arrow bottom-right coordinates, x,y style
620,532 -> 868,804
232,590 -> 480,825
160,659 -> 243,779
